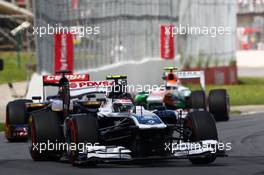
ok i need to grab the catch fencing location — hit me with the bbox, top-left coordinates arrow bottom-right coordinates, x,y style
33,0 -> 237,73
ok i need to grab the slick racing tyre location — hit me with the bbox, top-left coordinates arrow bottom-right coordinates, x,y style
185,111 -> 218,164
208,89 -> 230,121
28,110 -> 63,161
67,113 -> 99,166
5,99 -> 32,142
191,90 -> 206,110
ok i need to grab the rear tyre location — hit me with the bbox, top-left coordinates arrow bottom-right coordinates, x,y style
208,89 -> 230,121
28,110 -> 63,161
191,90 -> 206,110
5,99 -> 32,142
67,113 -> 99,166
185,111 -> 218,164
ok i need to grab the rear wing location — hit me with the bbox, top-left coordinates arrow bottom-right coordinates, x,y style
69,80 -> 114,90
42,73 -> 118,99
42,74 -> 90,99
43,74 -> 90,86
175,71 -> 205,90
69,80 -> 115,97
163,70 -> 205,90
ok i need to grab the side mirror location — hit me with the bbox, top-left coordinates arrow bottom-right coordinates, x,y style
0,59 -> 3,71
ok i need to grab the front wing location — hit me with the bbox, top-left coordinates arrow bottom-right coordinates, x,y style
75,140 -> 226,164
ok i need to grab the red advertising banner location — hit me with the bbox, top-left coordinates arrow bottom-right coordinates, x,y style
160,25 -> 175,59
54,33 -> 74,74
71,0 -> 78,10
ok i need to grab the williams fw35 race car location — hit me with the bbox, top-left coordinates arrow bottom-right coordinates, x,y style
135,67 -> 230,121
24,73 -> 225,166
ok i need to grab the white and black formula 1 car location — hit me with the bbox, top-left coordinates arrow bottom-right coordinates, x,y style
26,73 -> 226,166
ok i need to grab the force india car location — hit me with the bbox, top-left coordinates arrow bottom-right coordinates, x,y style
23,73 -> 225,166
135,67 -> 230,121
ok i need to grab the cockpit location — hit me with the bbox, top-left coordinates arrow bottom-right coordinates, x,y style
112,101 -> 133,113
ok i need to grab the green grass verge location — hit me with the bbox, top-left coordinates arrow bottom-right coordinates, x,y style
0,123 -> 4,131
189,77 -> 264,106
230,110 -> 242,115
0,52 -> 36,84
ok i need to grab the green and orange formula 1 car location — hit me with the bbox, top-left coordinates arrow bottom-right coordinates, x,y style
135,67 -> 230,121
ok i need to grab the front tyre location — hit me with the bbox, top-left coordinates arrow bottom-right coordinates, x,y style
67,113 -> 99,166
185,111 -> 218,164
28,110 -> 63,161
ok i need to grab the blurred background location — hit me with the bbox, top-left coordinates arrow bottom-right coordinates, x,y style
1,0 -> 237,73
1,0 -> 262,80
